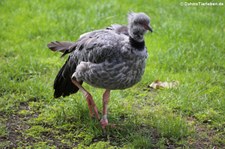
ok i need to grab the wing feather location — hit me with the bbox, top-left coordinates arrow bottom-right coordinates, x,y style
72,29 -> 127,63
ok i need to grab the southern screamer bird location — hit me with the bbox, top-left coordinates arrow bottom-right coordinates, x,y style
47,12 -> 153,131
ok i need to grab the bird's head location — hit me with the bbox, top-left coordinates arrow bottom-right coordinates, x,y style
128,12 -> 153,42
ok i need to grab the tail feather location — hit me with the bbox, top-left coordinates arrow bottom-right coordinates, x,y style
47,41 -> 77,57
47,41 -> 81,98
53,55 -> 82,98
47,41 -> 73,52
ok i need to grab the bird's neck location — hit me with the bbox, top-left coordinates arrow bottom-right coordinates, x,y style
129,36 -> 145,50
128,25 -> 145,49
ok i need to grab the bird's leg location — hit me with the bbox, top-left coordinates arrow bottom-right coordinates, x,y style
100,89 -> 110,129
71,79 -> 100,120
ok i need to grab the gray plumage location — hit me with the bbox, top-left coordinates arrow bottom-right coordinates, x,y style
48,12 -> 152,98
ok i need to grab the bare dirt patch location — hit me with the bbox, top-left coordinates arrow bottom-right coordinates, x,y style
187,117 -> 224,149
1,101 -> 70,148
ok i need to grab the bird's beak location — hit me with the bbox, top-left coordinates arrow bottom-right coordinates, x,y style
147,24 -> 153,32
143,23 -> 153,32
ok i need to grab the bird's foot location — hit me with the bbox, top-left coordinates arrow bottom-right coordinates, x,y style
100,118 -> 108,129
100,115 -> 108,129
100,117 -> 108,136
100,115 -> 109,136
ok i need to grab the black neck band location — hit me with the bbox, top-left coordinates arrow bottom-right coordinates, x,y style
129,37 -> 145,50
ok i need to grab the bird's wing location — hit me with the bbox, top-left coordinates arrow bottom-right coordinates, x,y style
73,29 -> 127,63
47,25 -> 129,57
106,24 -> 129,36
79,24 -> 128,38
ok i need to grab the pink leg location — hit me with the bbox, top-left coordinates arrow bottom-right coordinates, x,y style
100,89 -> 110,129
71,79 -> 100,120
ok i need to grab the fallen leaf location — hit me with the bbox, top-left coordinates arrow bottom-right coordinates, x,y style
148,80 -> 179,89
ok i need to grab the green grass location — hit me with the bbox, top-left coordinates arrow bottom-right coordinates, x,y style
0,0 -> 224,148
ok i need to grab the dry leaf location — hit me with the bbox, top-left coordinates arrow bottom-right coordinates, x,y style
148,80 -> 179,89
